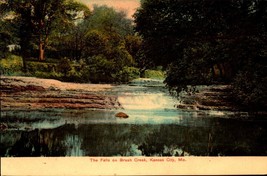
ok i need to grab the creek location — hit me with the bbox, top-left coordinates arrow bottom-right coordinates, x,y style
1,78 -> 267,156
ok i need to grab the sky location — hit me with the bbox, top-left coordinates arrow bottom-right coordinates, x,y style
78,0 -> 140,19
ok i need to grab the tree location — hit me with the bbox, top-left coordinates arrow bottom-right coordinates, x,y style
7,0 -> 89,61
134,0 -> 267,109
0,0 -> 17,58
83,30 -> 110,58
84,5 -> 133,37
124,35 -> 154,77
46,1 -> 90,61
79,5 -> 136,82
0,21 -> 13,58
51,5 -> 134,62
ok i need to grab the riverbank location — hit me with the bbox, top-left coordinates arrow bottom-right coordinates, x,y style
177,85 -> 237,111
0,76 -> 121,110
176,85 -> 267,118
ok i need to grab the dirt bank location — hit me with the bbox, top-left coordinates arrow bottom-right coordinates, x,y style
0,76 -> 121,110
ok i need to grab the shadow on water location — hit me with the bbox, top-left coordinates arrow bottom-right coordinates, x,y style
1,118 -> 267,156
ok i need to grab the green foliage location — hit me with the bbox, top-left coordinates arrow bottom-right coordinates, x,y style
65,66 -> 83,82
79,6 -> 137,82
114,67 -> 140,83
84,30 -> 109,57
33,70 -> 62,80
0,55 -> 23,75
144,69 -> 165,79
135,0 -> 267,109
27,61 -> 57,73
80,55 -> 139,83
1,1 -> 144,84
0,30 -> 11,58
27,60 -> 84,82
111,45 -> 134,70
85,5 -> 133,36
0,3 -> 18,58
125,35 -> 142,59
6,0 -> 90,61
84,55 -> 115,83
232,60 -> 267,110
57,58 -> 72,77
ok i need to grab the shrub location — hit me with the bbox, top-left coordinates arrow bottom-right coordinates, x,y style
57,58 -> 72,77
0,55 -> 23,75
84,55 -> 116,83
63,67 -> 83,82
144,69 -> 165,79
26,59 -> 90,83
114,66 -> 140,83
34,70 -> 62,79
27,61 -> 57,73
232,63 -> 267,111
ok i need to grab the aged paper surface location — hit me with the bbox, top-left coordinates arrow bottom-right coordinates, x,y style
2,157 -> 267,175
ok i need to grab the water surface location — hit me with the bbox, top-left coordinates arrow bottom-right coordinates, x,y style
1,79 -> 267,156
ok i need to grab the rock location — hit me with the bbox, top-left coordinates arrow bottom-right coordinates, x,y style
115,112 -> 129,118
177,104 -> 197,110
1,76 -> 122,110
48,86 -> 58,91
26,85 -> 45,91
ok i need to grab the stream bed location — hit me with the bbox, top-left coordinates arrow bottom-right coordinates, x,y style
1,79 -> 267,156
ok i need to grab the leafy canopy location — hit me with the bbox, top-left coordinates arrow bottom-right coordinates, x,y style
134,0 -> 267,109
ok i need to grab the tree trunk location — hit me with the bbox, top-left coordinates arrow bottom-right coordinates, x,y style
39,42 -> 45,61
20,47 -> 28,72
22,57 -> 27,72
211,66 -> 215,81
218,63 -> 225,78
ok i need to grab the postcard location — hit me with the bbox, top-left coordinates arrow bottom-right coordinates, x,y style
1,0 -> 267,175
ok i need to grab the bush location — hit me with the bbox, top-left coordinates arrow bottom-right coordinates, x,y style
232,63 -> 267,111
34,70 -> 62,80
84,55 -> 116,83
57,58 -> 72,77
144,69 -> 165,79
27,61 -> 57,73
114,66 -> 140,83
62,67 -> 84,82
0,55 -> 23,75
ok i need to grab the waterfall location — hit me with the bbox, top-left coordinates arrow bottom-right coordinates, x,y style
113,78 -> 192,124
117,78 -> 178,111
118,92 -> 177,110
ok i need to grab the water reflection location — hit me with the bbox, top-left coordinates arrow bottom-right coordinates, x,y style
1,80 -> 267,156
1,118 -> 267,156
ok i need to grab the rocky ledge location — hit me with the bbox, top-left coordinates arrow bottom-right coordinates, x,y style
177,85 -> 240,111
0,76 -> 121,110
